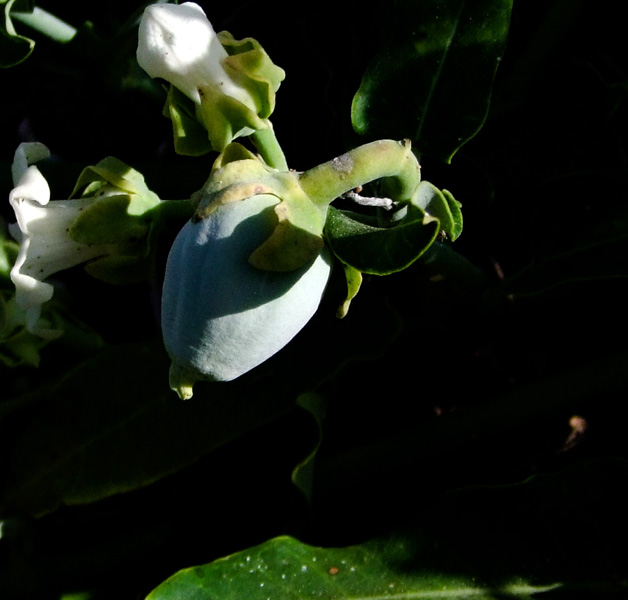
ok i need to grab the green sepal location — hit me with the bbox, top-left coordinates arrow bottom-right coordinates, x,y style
71,210 -> 160,286
219,31 -> 285,119
0,0 -> 35,68
165,79 -> 268,155
324,204 -> 440,276
71,156 -> 160,207
197,81 -> 268,152
163,32 -> 284,155
165,85 -> 213,157
68,194 -> 151,246
67,157 -> 163,284
193,143 -> 326,272
69,155 -> 161,248
191,144 -> 277,215
248,191 -> 325,272
413,180 -> 463,241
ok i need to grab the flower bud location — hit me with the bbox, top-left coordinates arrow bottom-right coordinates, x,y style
161,194 -> 332,399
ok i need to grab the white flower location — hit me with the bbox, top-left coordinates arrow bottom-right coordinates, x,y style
137,2 -> 252,109
136,2 -> 285,153
8,143 -> 116,339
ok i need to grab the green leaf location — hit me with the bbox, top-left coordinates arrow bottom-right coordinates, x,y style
147,458 -> 628,599
146,535 -> 560,600
352,0 -> 513,162
0,341 -> 297,516
494,233 -> 628,298
324,205 -> 440,275
291,392 -> 326,502
414,181 -> 463,241
1,296 -> 401,517
0,0 -> 35,68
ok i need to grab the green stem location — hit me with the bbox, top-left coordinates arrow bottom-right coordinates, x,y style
250,123 -> 289,171
298,139 -> 421,210
12,7 -> 77,43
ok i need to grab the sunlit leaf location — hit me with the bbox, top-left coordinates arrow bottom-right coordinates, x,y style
147,458 -> 628,599
146,535 -> 560,600
336,261 -> 363,318
414,181 -> 463,241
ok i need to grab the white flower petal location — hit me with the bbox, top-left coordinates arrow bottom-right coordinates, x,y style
9,165 -> 51,210
6,142 -> 116,339
10,198 -> 115,303
137,2 -> 250,106
11,142 -> 50,186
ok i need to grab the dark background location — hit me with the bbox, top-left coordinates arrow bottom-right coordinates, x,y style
2,1 -> 628,598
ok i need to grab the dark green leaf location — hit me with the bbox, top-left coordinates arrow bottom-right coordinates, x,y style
147,458 -> 628,599
495,234 -> 628,298
0,0 -> 35,68
4,0 -> 35,13
1,341 -> 297,516
145,535 -> 558,600
324,205 -> 440,275
290,392 -> 326,502
316,351 -> 628,497
352,0 -> 513,162
1,297 -> 401,517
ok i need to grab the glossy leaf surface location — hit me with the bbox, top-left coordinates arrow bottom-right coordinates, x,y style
147,457 -> 628,599
147,535 -> 558,600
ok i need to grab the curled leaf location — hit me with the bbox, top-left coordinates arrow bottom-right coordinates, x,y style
324,205 -> 440,275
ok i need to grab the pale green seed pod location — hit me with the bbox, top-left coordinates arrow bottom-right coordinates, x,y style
161,194 -> 332,398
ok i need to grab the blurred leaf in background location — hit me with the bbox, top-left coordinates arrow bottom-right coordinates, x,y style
352,0 -> 513,162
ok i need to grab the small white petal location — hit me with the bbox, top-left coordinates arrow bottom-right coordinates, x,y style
11,142 -> 50,186
137,2 -> 251,107
8,184 -> 113,338
9,165 -> 51,208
